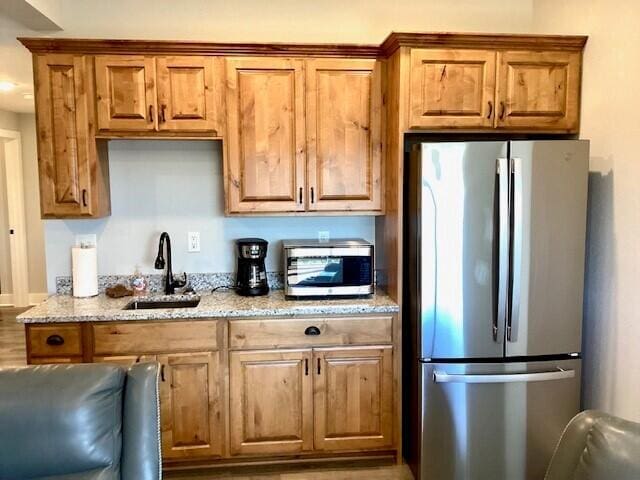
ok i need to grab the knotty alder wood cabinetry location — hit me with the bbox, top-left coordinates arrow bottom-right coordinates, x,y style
306,59 -> 383,212
25,313 -> 398,466
409,47 -> 582,132
224,58 -> 306,214
95,55 -> 222,134
224,57 -> 383,214
21,33 -> 586,218
34,54 -> 110,218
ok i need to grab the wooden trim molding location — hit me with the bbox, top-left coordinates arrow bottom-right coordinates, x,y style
379,32 -> 588,56
19,32 -> 588,58
18,37 -> 381,58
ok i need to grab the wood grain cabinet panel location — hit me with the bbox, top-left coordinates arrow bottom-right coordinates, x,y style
229,349 -> 313,455
313,346 -> 393,451
306,59 -> 383,212
409,49 -> 497,129
27,323 -> 83,357
95,55 -> 157,131
34,54 -> 108,217
225,58 -> 306,213
496,50 -> 581,131
229,316 -> 393,350
156,56 -> 222,133
159,352 -> 224,459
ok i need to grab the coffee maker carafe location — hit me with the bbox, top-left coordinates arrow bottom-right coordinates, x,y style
235,238 -> 269,296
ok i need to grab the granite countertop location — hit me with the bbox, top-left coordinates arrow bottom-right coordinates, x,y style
17,289 -> 399,323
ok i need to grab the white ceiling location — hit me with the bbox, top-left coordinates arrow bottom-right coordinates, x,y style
0,0 -> 536,113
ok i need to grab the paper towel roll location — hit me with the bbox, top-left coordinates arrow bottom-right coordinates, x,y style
72,246 -> 98,298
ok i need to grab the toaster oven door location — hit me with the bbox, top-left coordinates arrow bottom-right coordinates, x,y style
285,248 -> 373,296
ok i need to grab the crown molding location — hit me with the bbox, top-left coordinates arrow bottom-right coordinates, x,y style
380,32 -> 588,56
19,32 -> 589,59
18,37 -> 381,58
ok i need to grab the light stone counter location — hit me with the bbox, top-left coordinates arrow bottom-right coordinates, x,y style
17,290 -> 399,324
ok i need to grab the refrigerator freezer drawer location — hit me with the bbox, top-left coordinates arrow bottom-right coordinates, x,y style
418,359 -> 581,480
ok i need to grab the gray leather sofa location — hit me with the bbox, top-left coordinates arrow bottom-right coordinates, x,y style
546,410 -> 640,480
0,363 -> 161,480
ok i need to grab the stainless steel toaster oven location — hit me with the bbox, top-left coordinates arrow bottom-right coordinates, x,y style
283,239 -> 374,298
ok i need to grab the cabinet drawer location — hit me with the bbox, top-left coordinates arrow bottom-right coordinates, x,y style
93,320 -> 219,355
229,316 -> 393,349
28,324 -> 83,357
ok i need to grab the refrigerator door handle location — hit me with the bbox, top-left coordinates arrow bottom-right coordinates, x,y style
433,368 -> 575,384
495,157 -> 510,343
508,157 -> 523,342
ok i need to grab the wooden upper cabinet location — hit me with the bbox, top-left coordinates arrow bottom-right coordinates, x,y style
95,55 -> 157,131
159,351 -> 224,460
225,58 -> 306,213
229,349 -> 313,455
34,54 -> 110,218
409,49 -> 497,129
313,346 -> 393,451
156,56 -> 222,133
306,59 -> 383,212
496,50 -> 581,131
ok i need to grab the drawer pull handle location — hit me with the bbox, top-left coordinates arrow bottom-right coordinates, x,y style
304,326 -> 321,336
46,334 -> 64,346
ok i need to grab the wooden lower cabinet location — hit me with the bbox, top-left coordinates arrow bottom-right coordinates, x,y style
27,316 -> 398,465
159,351 -> 224,459
313,346 -> 393,451
229,349 -> 313,455
229,346 -> 393,456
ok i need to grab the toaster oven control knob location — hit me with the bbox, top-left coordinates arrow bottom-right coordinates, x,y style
304,326 -> 321,336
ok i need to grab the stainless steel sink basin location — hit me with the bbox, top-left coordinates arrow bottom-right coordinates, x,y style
123,298 -> 200,310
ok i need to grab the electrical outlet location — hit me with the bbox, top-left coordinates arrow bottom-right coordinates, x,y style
188,232 -> 200,252
318,231 -> 330,243
75,234 -> 97,248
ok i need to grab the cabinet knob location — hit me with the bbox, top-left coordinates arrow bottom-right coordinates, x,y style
487,101 -> 493,119
148,104 -> 155,123
82,189 -> 88,207
46,334 -> 64,346
304,326 -> 321,336
499,101 -> 506,121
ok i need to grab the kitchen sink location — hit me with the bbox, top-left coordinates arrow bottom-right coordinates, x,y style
123,298 -> 201,310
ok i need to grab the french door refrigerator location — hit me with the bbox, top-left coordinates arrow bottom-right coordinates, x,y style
403,140 -> 589,480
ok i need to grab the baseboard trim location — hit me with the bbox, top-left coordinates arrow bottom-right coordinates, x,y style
0,293 -> 13,307
0,292 -> 48,307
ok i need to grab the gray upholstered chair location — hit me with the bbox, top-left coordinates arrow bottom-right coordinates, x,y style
0,362 -> 161,480
545,410 -> 640,480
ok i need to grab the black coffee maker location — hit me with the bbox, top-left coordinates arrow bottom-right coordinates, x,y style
235,238 -> 269,296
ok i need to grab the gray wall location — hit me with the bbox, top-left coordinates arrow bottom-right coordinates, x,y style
44,140 -> 375,292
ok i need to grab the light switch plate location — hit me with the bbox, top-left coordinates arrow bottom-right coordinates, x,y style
188,232 -> 200,252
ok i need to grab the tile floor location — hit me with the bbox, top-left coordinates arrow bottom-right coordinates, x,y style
0,307 -> 413,479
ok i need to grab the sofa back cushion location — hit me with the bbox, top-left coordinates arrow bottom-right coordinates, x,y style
0,364 -> 125,479
574,415 -> 640,480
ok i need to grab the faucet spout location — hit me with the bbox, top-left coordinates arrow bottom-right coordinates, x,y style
155,232 -> 185,295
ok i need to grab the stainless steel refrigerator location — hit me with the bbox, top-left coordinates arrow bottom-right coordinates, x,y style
403,140 -> 589,480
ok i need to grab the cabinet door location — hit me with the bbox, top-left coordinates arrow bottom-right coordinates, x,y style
95,55 -> 157,131
409,49 -> 496,129
225,58 -> 306,213
229,349 -> 313,455
306,59 -> 383,213
496,50 -> 581,132
313,346 -> 393,451
156,56 -> 222,133
158,352 -> 223,459
34,54 -> 94,217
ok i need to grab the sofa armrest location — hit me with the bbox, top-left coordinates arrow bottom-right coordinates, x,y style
121,362 -> 162,480
545,410 -> 607,480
